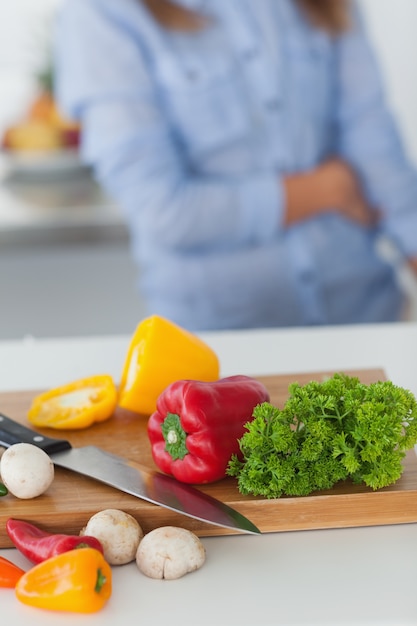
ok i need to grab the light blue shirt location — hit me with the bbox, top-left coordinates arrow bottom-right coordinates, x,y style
55,0 -> 417,330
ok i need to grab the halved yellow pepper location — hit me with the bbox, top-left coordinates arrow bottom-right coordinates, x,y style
27,374 -> 118,430
118,315 -> 220,415
15,547 -> 112,613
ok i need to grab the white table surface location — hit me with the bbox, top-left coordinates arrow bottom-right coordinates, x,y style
1,321 -> 417,625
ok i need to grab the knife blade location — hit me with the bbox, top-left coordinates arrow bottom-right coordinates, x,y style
0,413 -> 260,535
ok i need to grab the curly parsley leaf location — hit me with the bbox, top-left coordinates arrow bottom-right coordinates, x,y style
227,374 -> 417,498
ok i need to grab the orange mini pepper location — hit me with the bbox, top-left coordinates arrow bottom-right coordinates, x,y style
15,547 -> 112,613
27,374 -> 118,430
118,315 -> 220,415
0,555 -> 25,588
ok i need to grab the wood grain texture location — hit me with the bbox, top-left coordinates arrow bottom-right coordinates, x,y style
1,367 -> 416,545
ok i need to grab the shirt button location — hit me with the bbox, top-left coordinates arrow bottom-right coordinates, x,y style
265,98 -> 281,112
299,269 -> 314,283
242,48 -> 258,62
186,69 -> 199,81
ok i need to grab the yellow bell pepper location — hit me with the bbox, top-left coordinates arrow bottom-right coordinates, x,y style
15,547 -> 112,613
118,315 -> 220,415
27,374 -> 118,430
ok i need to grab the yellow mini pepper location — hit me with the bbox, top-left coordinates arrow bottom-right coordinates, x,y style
118,315 -> 220,415
15,547 -> 112,613
27,374 -> 118,430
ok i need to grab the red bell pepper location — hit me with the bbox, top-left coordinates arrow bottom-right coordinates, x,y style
6,519 -> 104,564
0,555 -> 25,588
148,375 -> 270,484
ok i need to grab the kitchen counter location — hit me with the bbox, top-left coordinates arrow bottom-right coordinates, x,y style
0,158 -> 147,340
0,156 -> 127,247
1,321 -> 417,625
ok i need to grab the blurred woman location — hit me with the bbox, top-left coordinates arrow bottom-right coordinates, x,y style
54,0 -> 417,330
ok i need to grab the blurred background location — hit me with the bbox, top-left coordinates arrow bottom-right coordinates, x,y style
0,0 -> 416,340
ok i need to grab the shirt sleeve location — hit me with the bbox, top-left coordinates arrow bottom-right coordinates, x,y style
334,3 -> 417,258
54,0 -> 282,254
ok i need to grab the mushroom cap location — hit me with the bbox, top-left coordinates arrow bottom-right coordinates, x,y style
136,526 -> 206,579
81,508 -> 143,565
0,443 -> 54,499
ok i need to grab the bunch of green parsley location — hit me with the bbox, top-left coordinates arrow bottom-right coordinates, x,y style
227,373 -> 417,498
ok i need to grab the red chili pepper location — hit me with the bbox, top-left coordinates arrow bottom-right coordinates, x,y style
6,519 -> 104,564
0,555 -> 25,588
148,375 -> 270,484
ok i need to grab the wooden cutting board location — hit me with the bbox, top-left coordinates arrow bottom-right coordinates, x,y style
1,368 -> 416,546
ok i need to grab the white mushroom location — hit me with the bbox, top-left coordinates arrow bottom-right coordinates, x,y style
80,509 -> 143,565
136,526 -> 206,580
0,443 -> 54,499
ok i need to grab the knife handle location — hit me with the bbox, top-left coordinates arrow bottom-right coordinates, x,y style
0,413 -> 72,454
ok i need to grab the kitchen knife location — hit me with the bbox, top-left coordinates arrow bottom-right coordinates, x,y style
0,413 -> 260,535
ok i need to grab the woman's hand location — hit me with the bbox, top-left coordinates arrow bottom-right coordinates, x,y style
283,158 -> 378,227
408,257 -> 417,277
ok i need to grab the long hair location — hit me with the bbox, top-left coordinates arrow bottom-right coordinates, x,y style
298,0 -> 350,33
141,0 -> 210,31
141,0 -> 351,34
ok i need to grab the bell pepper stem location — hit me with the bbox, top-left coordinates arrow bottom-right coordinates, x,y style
161,413 -> 189,460
95,568 -> 107,593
